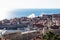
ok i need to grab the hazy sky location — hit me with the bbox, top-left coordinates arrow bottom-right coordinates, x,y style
0,0 -> 60,20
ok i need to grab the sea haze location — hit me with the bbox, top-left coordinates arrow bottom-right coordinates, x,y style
10,9 -> 60,18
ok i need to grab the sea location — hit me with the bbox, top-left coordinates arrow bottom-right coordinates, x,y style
0,28 -> 37,37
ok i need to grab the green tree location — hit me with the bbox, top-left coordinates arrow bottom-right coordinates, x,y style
43,31 -> 60,40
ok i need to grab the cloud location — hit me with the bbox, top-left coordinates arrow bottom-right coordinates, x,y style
27,13 -> 36,18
